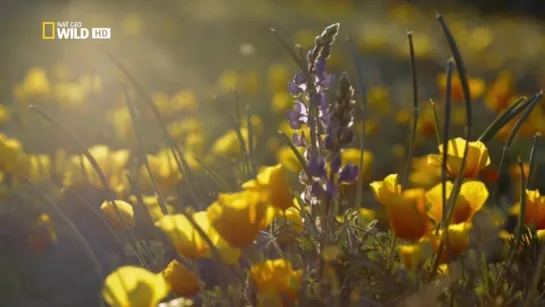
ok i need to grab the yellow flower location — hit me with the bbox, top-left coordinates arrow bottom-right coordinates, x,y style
429,222 -> 471,262
50,62 -> 71,81
409,157 -> 441,189
340,148 -> 374,180
510,189 -> 545,231
485,71 -> 515,113
156,211 -> 241,264
64,145 -> 130,195
17,67 -> 51,102
427,138 -> 491,178
271,91 -> 292,114
277,198 -> 304,233
369,174 -> 403,205
385,189 -> 431,240
102,266 -> 169,307
0,134 -> 26,173
415,105 -> 438,139
250,259 -> 303,305
244,164 -> 293,210
210,128 -> 256,158
184,133 -> 205,156
399,242 -> 430,272
152,91 -> 173,118
0,104 -> 9,125
353,117 -> 379,136
276,146 -> 305,173
437,72 -> 485,102
129,195 -> 175,222
426,181 -> 488,224
161,260 -> 200,297
171,90 -> 197,113
267,64 -> 290,93
371,175 -> 430,240
168,118 -> 203,140
140,148 -> 182,191
108,107 -> 134,140
101,200 -> 135,229
52,82 -> 88,107
207,190 -> 277,248
24,154 -> 52,181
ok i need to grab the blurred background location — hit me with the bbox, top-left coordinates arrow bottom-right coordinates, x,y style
2,0 -> 545,306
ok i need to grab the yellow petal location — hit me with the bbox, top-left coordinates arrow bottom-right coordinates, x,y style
102,266 -> 169,307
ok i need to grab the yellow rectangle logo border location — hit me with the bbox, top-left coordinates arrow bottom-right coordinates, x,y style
42,22 -> 55,40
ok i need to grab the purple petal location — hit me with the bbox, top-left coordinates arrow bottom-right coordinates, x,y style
294,72 -> 306,85
340,128 -> 355,145
308,156 -> 326,178
293,101 -> 308,115
338,164 -> 359,183
288,81 -> 301,96
320,74 -> 335,88
324,179 -> 337,197
310,181 -> 323,196
330,154 -> 342,174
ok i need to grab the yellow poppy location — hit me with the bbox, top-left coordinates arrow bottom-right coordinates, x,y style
243,164 -> 293,210
427,138 -> 491,178
276,145 -> 305,173
161,260 -> 200,297
171,90 -> 197,113
399,241 -> 431,272
156,211 -> 241,264
250,259 -> 303,305
425,180 -> 488,224
64,145 -> 130,195
210,128 -> 256,158
437,72 -> 485,102
485,71 -> 514,113
207,190 -> 277,248
510,189 -> 545,231
102,266 -> 169,307
429,222 -> 472,262
101,200 -> 135,229
140,148 -> 182,191
369,173 -> 403,206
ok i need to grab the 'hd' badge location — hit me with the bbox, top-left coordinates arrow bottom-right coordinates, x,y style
92,28 -> 111,39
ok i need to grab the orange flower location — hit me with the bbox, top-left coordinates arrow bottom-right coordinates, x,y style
161,260 -> 200,297
428,223 -> 471,262
485,71 -> 515,113
250,259 -> 303,306
437,72 -> 485,102
207,190 -> 277,248
243,164 -> 293,210
511,189 -> 545,230
370,175 -> 430,240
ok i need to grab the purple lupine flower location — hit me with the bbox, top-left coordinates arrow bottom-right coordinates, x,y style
338,163 -> 359,184
285,101 -> 308,129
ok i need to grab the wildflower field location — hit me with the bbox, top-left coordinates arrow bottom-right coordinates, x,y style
4,0 -> 545,306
